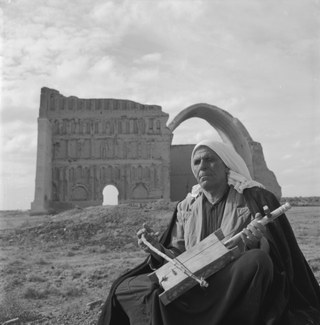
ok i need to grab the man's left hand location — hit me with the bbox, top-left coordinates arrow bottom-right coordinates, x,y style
241,212 -> 267,249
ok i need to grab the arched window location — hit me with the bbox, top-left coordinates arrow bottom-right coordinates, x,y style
132,183 -> 148,199
102,185 -> 119,205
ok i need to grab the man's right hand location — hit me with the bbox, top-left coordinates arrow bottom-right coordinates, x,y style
137,223 -> 163,254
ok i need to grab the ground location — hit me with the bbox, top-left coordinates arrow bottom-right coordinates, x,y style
0,202 -> 319,324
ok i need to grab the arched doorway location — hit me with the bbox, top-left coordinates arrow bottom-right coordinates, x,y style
132,183 -> 148,199
102,185 -> 119,205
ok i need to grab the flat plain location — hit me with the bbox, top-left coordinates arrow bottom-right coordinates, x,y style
0,203 -> 319,324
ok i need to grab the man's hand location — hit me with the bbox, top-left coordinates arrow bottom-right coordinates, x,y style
241,211 -> 267,249
137,223 -> 163,254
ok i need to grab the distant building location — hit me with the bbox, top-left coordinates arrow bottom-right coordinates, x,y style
31,87 -> 281,214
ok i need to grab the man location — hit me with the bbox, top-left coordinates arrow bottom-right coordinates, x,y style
98,140 -> 320,325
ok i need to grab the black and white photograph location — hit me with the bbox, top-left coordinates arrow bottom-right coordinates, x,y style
1,0 -> 319,324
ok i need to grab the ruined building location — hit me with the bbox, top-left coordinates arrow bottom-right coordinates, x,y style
31,87 -> 281,214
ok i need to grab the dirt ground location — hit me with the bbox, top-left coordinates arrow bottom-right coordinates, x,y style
0,203 -> 319,324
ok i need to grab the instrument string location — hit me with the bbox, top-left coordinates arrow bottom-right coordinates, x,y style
141,235 -> 208,287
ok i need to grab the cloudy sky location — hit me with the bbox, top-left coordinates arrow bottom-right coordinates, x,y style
1,0 -> 319,210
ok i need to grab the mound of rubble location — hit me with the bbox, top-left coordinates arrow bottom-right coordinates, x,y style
0,201 -> 177,250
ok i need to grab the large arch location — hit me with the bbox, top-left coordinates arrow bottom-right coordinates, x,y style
169,103 -> 281,199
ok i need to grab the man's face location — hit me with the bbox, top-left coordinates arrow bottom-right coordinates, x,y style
192,146 -> 228,192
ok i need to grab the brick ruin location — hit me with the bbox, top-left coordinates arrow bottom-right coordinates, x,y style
31,87 -> 281,214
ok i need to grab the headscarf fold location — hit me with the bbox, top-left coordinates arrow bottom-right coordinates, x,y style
190,140 -> 264,195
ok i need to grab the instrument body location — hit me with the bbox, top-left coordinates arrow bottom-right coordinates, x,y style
149,229 -> 240,305
149,203 -> 291,305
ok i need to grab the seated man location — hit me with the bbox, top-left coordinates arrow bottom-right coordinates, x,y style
98,140 -> 320,325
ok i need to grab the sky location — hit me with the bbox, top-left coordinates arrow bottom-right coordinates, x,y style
0,0 -> 319,210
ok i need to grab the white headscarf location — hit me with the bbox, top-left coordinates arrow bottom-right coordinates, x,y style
190,140 -> 264,195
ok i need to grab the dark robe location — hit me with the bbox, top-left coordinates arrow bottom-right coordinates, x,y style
97,187 -> 320,325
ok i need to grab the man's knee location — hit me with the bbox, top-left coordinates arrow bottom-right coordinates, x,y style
243,249 -> 273,282
115,275 -> 154,302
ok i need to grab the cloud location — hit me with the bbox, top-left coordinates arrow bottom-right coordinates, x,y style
314,135 -> 320,145
1,120 -> 37,167
158,0 -> 205,20
3,131 -> 37,155
281,154 -> 293,160
134,53 -> 162,64
171,118 -> 221,145
56,56 -> 91,79
89,56 -> 114,74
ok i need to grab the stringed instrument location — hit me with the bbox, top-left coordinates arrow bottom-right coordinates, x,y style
143,202 -> 291,305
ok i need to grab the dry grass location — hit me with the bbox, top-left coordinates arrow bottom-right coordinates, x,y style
0,203 -> 319,324
285,206 -> 320,280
